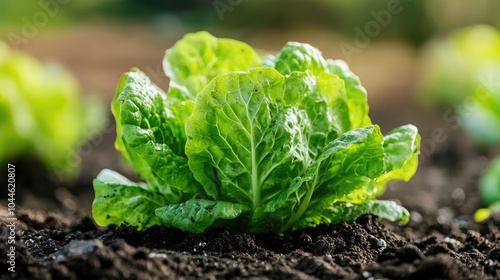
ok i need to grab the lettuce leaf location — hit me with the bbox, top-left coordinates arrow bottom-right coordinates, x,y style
93,31 -> 420,233
163,31 -> 261,100
155,199 -> 249,233
93,169 -> 170,230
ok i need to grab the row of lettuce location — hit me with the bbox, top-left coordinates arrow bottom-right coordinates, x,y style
0,24 -> 498,229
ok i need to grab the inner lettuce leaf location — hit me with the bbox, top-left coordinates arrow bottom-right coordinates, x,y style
185,68 -> 311,206
93,31 -> 420,233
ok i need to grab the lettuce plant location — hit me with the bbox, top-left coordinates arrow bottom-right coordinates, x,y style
419,25 -> 500,145
0,41 -> 103,178
418,25 -> 500,220
93,32 -> 420,233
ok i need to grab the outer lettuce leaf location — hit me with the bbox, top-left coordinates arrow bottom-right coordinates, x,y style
92,169 -> 170,230
274,42 -> 328,75
336,124 -> 420,206
267,125 -> 419,232
293,200 -> 409,230
112,70 -> 201,197
155,199 -> 249,233
327,59 -> 371,129
163,31 -> 261,100
270,125 -> 385,232
373,125 -> 420,189
272,42 -> 372,130
381,125 -> 420,172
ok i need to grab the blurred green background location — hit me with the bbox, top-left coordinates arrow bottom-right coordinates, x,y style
1,0 -> 499,214
1,0 -> 499,96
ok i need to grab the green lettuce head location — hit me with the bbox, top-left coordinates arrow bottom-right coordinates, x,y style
93,31 -> 420,233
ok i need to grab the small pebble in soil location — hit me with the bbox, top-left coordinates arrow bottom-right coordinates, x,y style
410,211 -> 423,223
193,242 -> 207,253
437,207 -> 454,224
67,240 -> 101,256
362,271 -> 374,279
444,237 -> 463,248
376,239 -> 387,251
451,187 -> 466,206
148,252 -> 168,259
256,250 -> 269,261
483,259 -> 496,267
300,233 -> 313,244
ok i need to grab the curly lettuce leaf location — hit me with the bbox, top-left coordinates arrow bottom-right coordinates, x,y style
155,199 -> 249,233
267,125 -> 385,232
163,31 -> 261,100
93,169 -> 170,230
294,125 -> 419,231
337,124 -> 420,205
272,41 -> 372,130
327,59 -> 371,129
294,200 -> 410,230
112,70 -> 201,197
284,71 -> 350,156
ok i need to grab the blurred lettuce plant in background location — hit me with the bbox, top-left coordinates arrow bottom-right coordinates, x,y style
0,41 -> 103,179
419,25 -> 500,146
418,25 -> 500,220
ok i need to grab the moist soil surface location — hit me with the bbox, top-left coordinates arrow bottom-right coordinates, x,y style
2,209 -> 500,279
1,126 -> 500,280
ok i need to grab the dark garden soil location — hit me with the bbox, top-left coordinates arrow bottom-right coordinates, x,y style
2,208 -> 500,279
2,111 -> 500,280
2,27 -> 500,279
